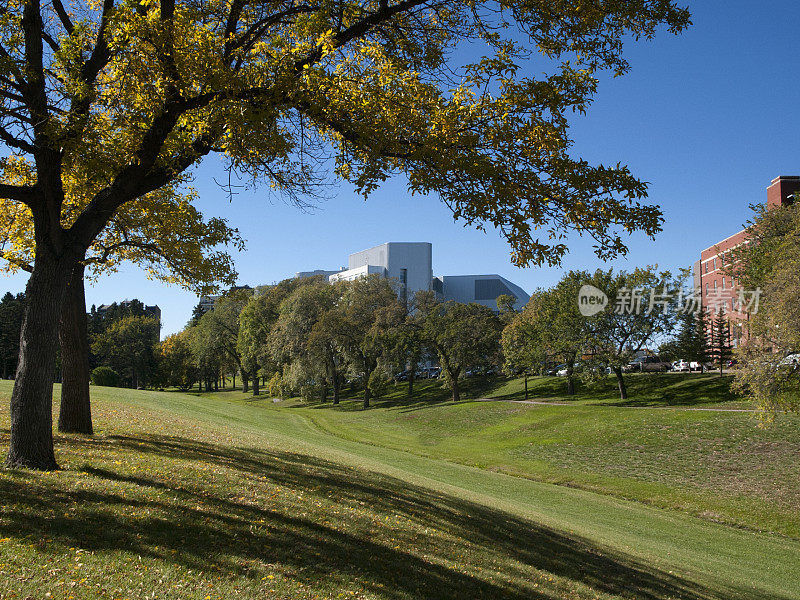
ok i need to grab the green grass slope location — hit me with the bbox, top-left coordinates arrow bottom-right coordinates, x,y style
1,381 -> 798,600
286,386 -> 800,538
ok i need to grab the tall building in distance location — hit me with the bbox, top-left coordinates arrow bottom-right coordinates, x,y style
297,242 -> 530,311
694,175 -> 800,344
197,285 -> 253,314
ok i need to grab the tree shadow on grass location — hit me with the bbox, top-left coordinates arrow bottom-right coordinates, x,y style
596,375 -> 741,408
0,433 -> 773,600
299,378 -> 512,413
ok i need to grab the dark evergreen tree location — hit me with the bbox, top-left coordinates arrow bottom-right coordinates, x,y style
187,301 -> 206,327
0,292 -> 25,379
673,308 -> 711,373
710,310 -> 732,376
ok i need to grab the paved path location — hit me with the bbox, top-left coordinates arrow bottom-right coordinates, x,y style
475,397 -> 757,412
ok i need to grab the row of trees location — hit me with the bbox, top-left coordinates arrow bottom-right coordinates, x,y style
160,275 -> 505,407
0,295 -> 163,389
88,302 -> 162,390
501,267 -> 734,401
661,308 -> 732,376
0,292 -> 26,380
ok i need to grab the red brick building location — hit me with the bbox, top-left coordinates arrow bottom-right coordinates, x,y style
694,175 -> 800,345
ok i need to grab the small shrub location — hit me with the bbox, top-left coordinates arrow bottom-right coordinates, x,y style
91,366 -> 121,387
268,372 -> 286,399
368,371 -> 389,399
299,383 -> 324,402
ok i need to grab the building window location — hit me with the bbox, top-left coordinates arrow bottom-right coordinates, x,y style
722,277 -> 726,290
713,258 -> 717,271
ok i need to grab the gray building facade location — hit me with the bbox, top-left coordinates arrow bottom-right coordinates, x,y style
299,242 -> 529,311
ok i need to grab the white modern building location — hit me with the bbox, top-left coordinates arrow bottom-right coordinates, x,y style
434,274 -> 530,312
297,242 -> 529,311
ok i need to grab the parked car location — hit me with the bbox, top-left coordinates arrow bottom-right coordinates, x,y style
689,361 -> 714,372
557,363 -> 582,377
547,363 -> 567,376
671,360 -> 690,372
625,356 -> 671,373
779,353 -> 800,367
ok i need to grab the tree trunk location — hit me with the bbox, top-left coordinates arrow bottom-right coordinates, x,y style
451,373 -> 461,402
242,372 -> 249,393
332,372 -> 340,405
252,375 -> 259,396
363,380 -> 370,408
58,262 -> 93,435
6,248 -> 75,470
612,366 -> 628,400
524,375 -> 528,400
407,366 -> 415,397
320,379 -> 327,403
362,358 -> 371,409
566,370 -> 575,396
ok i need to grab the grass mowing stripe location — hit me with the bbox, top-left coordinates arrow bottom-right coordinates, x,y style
110,388 -> 800,600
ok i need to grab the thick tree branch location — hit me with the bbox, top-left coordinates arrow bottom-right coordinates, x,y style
0,125 -> 36,153
0,183 -> 36,204
0,250 -> 33,273
21,0 -> 49,137
51,0 -> 75,34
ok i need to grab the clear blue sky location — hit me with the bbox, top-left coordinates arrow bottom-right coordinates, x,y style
2,1 -> 798,338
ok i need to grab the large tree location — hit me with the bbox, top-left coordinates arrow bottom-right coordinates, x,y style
91,314 -> 161,389
709,309 -> 731,377
155,329 -> 198,390
520,271 -> 592,395
587,267 -> 679,400
270,277 -> 345,403
194,288 -> 252,389
500,291 -> 546,399
418,298 -> 502,403
0,0 -> 689,468
237,279 -> 305,396
0,180 -> 241,435
729,202 -> 800,416
318,276 -> 404,408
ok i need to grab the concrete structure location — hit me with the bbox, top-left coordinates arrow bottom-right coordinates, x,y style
96,300 -> 161,343
295,269 -> 343,279
695,175 -> 800,344
435,274 -> 529,311
329,242 -> 433,307
97,300 -> 161,324
299,242 -> 529,311
198,285 -> 252,314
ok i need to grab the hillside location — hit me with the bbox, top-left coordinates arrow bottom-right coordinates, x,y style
1,380 -> 798,600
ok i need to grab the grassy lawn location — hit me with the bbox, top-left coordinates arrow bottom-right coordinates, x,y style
1,380 -> 799,599
483,372 -> 748,407
255,374 -> 800,539
354,371 -> 749,408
